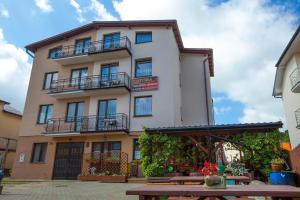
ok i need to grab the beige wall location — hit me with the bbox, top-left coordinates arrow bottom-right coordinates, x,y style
0,102 -> 21,170
0,102 -> 21,140
282,54 -> 300,148
12,134 -> 138,179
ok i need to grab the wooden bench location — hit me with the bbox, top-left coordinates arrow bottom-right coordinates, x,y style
126,185 -> 300,200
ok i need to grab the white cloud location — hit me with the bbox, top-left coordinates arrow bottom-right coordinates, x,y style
213,96 -> 227,103
113,0 -> 297,124
89,0 -> 118,21
0,6 -> 9,18
34,0 -> 53,13
69,0 -> 85,23
0,28 -> 31,111
214,106 -> 232,115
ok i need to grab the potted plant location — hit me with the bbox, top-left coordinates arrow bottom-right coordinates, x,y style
271,158 -> 285,171
85,156 -> 99,164
201,161 -> 226,189
105,156 -> 120,163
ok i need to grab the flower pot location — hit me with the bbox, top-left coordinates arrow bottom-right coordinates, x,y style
271,164 -> 283,171
204,175 -> 226,189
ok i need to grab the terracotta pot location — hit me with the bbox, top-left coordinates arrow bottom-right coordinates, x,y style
271,164 -> 283,171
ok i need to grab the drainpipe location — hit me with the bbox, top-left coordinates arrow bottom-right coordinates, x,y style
203,58 -> 210,125
128,49 -> 133,132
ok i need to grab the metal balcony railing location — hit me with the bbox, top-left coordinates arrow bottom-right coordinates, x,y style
51,36 -> 131,59
290,68 -> 300,90
45,114 -> 129,134
296,108 -> 300,129
49,72 -> 130,94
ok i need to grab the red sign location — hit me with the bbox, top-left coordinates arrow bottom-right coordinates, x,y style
132,76 -> 158,92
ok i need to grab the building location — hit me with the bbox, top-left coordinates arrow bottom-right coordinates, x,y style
0,100 -> 21,174
273,25 -> 300,173
12,20 -> 214,180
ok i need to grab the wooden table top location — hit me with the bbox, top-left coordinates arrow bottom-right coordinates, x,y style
126,185 -> 300,197
169,176 -> 250,182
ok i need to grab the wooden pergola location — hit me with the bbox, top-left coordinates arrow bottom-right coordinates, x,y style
145,121 -> 283,162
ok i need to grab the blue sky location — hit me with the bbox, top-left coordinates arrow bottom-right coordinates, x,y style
0,0 -> 299,125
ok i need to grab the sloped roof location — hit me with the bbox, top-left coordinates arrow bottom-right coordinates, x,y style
273,25 -> 300,97
145,121 -> 283,136
24,20 -> 214,76
1,100 -> 22,117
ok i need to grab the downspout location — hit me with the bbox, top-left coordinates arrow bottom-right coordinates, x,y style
128,48 -> 133,133
203,57 -> 210,125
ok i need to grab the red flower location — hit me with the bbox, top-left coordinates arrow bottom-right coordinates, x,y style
200,161 -> 218,176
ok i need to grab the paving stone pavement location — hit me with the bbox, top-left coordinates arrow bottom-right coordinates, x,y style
0,181 -> 142,200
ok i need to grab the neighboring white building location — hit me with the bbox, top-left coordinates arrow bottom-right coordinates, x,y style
273,26 -> 300,149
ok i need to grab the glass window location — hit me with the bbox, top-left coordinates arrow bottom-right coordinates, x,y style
136,32 -> 152,44
37,105 -> 53,124
135,59 -> 152,77
103,33 -> 120,49
31,143 -> 47,163
43,72 -> 58,89
133,139 -> 141,160
66,102 -> 84,122
71,68 -> 88,87
134,96 -> 152,116
101,63 -> 119,81
48,47 -> 62,59
75,38 -> 91,55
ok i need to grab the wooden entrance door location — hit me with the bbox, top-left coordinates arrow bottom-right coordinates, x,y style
53,142 -> 84,180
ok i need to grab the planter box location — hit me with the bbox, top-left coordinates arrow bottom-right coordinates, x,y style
77,175 -> 127,183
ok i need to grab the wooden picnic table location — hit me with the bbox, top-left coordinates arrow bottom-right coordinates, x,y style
169,176 -> 250,185
126,185 -> 300,200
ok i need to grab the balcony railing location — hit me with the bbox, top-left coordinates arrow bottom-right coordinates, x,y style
290,68 -> 300,92
45,114 -> 129,134
51,36 -> 131,59
296,108 -> 300,129
49,72 -> 130,94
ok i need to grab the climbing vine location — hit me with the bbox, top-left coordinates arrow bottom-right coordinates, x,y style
229,130 -> 289,176
138,131 -> 183,177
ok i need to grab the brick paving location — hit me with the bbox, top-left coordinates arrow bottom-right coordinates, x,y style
1,181 -> 142,200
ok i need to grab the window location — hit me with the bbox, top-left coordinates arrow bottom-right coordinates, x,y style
101,63 -> 119,81
31,143 -> 47,163
74,38 -> 91,55
98,99 -> 117,129
103,33 -> 120,49
133,139 -> 141,160
43,72 -> 58,89
92,141 -> 121,153
71,68 -> 88,87
37,105 -> 53,124
66,102 -> 84,122
134,96 -> 152,117
135,59 -> 152,77
136,32 -> 152,44
48,47 -> 62,59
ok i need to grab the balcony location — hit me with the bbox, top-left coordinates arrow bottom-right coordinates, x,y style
48,72 -> 130,99
44,114 -> 129,135
52,36 -> 131,65
296,108 -> 300,129
290,68 -> 300,93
